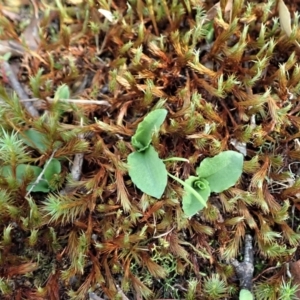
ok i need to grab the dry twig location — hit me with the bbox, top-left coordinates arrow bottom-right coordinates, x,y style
1,61 -> 39,117
231,234 -> 254,291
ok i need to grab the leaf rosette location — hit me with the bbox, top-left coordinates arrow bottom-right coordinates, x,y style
182,176 -> 211,217
192,177 -> 210,191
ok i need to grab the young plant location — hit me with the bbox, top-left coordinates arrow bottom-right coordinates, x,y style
1,157 -> 62,193
180,150 -> 244,217
127,109 -> 244,217
0,128 -> 62,193
127,109 -> 168,198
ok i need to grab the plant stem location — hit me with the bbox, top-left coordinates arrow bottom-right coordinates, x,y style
167,172 -> 207,209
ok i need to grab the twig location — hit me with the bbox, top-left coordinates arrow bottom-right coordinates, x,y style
45,97 -> 111,106
230,234 -> 254,291
252,265 -> 282,282
88,293 -> 105,300
116,284 -> 130,300
70,133 -> 85,182
1,61 -> 39,117
0,97 -> 111,107
60,118 -> 85,194
25,150 -> 57,197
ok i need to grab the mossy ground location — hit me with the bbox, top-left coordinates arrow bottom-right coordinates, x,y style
1,0 -> 300,299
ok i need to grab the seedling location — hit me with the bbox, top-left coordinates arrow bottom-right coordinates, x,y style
1,158 -> 61,193
181,150 -> 244,217
127,109 -> 244,217
127,109 -> 168,198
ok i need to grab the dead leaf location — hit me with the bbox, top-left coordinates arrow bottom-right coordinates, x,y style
278,0 -> 292,37
3,0 -> 30,6
205,1 -> 233,23
230,138 -> 247,156
0,40 -> 25,57
205,2 -> 220,22
0,7 -> 22,21
98,8 -> 114,23
21,16 -> 40,51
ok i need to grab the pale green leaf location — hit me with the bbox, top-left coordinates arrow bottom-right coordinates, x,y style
1,164 -> 42,180
23,129 -> 49,152
29,180 -> 50,192
44,159 -> 61,182
182,176 -> 210,217
128,145 -> 167,198
196,151 -> 243,193
16,164 -> 50,192
16,164 -> 42,180
54,84 -> 70,100
239,289 -> 254,300
1,164 -> 49,192
131,109 -> 167,151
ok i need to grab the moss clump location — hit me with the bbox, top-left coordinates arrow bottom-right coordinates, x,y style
0,0 -> 300,299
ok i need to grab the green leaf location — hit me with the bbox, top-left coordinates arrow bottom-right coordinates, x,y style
23,129 -> 49,152
196,150 -> 243,193
54,84 -> 70,100
2,52 -> 12,61
182,176 -> 210,217
0,166 -> 12,178
29,180 -> 50,193
128,145 -> 167,198
239,289 -> 254,300
1,164 -> 50,192
131,109 -> 167,151
16,164 -> 42,181
17,164 -> 50,193
44,159 -> 61,182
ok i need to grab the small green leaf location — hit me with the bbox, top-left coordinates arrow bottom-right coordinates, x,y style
16,164 -> 42,181
182,176 -> 210,217
2,164 -> 50,192
196,150 -> 243,193
239,289 -> 254,300
1,166 -> 13,177
128,145 -> 167,198
54,84 -> 70,100
131,109 -> 167,151
23,129 -> 49,152
29,180 -> 50,192
44,159 -> 61,182
2,52 -> 12,61
1,164 -> 42,182
167,172 -> 208,214
17,165 -> 50,193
